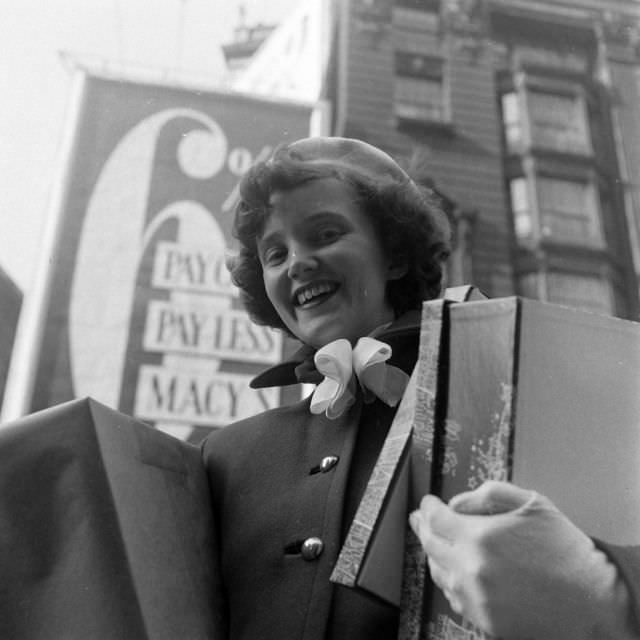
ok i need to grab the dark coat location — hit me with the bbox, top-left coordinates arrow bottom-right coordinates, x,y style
203,395 -> 365,640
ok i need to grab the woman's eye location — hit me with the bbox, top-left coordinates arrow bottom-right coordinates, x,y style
262,246 -> 286,265
315,226 -> 343,244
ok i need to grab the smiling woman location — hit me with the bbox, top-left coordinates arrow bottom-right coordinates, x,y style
202,136 -> 451,640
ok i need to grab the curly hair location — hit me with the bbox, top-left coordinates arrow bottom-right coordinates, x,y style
228,140 -> 451,334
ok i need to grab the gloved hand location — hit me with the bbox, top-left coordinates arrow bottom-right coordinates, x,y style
409,480 -> 638,639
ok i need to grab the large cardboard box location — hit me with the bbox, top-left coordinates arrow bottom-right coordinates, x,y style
0,397 -> 223,640
332,297 -> 640,637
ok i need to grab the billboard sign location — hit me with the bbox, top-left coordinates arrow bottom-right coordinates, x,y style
24,73 -> 313,441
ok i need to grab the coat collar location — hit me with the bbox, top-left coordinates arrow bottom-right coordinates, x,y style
250,310 -> 422,389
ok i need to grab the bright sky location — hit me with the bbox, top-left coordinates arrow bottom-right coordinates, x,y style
0,0 -> 296,293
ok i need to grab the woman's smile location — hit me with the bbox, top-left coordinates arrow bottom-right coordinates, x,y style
292,281 -> 339,308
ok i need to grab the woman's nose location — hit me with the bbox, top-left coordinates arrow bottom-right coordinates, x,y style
287,248 -> 317,279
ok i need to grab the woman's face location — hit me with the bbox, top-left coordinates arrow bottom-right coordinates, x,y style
257,177 -> 406,349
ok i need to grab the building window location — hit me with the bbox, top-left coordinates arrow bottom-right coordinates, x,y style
501,83 -> 591,155
518,272 -> 615,316
528,90 -> 591,154
546,273 -> 614,316
537,176 -> 603,247
509,175 -> 604,248
394,53 -> 447,124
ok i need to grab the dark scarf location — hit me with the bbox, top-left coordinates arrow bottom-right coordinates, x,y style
249,311 -> 422,389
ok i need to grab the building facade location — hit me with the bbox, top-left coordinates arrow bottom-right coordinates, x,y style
331,0 -> 640,319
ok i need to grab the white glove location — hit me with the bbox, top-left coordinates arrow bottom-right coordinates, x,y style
409,480 -> 638,639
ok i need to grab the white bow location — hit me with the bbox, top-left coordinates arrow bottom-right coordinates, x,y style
309,337 -> 410,419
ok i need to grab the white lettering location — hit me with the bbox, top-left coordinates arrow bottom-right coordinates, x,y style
144,300 -> 280,364
135,365 -> 279,426
152,241 -> 235,295
227,147 -> 254,176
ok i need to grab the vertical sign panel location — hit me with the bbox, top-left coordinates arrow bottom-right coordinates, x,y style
29,74 -> 312,441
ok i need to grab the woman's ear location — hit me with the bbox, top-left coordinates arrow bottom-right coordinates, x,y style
387,254 -> 408,281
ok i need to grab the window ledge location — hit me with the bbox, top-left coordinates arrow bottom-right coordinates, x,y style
529,145 -> 594,162
515,239 -> 609,258
539,237 -> 608,253
505,144 -> 594,162
395,115 -> 455,136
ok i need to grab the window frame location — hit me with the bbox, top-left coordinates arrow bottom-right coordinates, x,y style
508,167 -> 605,250
518,271 -> 615,316
392,51 -> 451,126
535,173 -> 605,248
500,74 -> 593,157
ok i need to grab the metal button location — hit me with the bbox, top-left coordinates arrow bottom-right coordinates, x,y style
319,455 -> 339,472
301,537 -> 324,561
